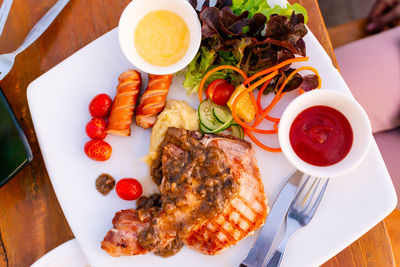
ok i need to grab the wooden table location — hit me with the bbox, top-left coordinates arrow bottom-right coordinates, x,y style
0,0 -> 395,266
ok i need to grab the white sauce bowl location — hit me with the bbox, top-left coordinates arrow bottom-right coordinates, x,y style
118,0 -> 202,75
278,89 -> 372,178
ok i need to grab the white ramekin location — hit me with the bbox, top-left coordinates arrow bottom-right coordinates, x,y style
118,0 -> 202,75
279,89 -> 372,178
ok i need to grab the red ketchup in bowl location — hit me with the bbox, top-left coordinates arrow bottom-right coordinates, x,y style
289,105 -> 353,166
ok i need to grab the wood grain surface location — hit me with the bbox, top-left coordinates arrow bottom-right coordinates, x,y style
386,210 -> 400,266
0,0 -> 395,267
327,18 -> 369,48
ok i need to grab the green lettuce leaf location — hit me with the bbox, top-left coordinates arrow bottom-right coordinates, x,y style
231,0 -> 271,18
183,47 -> 217,95
183,48 -> 243,94
231,1 -> 308,23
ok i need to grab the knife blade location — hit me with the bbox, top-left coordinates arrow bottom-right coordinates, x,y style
240,170 -> 304,267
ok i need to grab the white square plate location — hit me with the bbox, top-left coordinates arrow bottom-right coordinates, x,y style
27,1 -> 397,266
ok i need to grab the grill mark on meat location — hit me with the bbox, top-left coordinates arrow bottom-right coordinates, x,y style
199,225 -> 225,249
222,215 -> 246,235
238,196 -> 263,222
209,221 -> 236,244
224,208 -> 250,231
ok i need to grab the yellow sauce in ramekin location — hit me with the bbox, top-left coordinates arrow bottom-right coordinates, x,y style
134,10 -> 190,66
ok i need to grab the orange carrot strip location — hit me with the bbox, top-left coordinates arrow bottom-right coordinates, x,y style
198,65 -> 248,103
245,129 -> 282,152
256,66 -> 321,127
243,57 -> 309,86
253,81 -> 281,126
252,92 -> 284,127
231,71 -> 279,134
257,81 -> 269,111
265,114 -> 280,123
254,82 -> 269,125
273,122 -> 279,132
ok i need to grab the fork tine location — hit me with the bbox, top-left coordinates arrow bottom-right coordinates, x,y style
294,176 -> 318,211
307,178 -> 330,217
292,175 -> 311,209
302,177 -> 321,212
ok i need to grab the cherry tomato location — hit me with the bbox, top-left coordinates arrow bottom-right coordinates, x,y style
85,118 -> 108,139
116,178 -> 143,201
206,79 -> 235,106
84,140 -> 112,161
89,94 -> 112,118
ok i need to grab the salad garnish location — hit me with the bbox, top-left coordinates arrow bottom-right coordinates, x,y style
184,0 -> 316,95
197,57 -> 321,152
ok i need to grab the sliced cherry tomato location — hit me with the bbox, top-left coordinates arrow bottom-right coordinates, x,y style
84,140 -> 112,161
206,79 -> 235,106
89,94 -> 112,118
85,118 -> 108,139
116,178 -> 143,201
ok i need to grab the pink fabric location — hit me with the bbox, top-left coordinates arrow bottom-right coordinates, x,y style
374,129 -> 400,208
334,27 -> 400,134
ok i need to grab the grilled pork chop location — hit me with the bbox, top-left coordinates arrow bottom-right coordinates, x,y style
101,127 -> 268,256
185,134 -> 269,254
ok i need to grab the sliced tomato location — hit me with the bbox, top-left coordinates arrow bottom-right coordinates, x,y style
84,140 -> 112,161
206,79 -> 235,106
85,118 -> 107,139
116,178 -> 143,201
89,94 -> 112,118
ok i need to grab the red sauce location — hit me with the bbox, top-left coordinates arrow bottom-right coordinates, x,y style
289,105 -> 353,166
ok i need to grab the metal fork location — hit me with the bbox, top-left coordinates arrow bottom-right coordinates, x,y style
0,0 -> 13,38
264,176 -> 329,267
0,0 -> 70,80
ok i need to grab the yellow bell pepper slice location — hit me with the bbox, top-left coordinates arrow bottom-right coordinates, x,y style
227,84 -> 256,123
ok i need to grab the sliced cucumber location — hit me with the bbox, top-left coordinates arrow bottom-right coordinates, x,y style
199,122 -> 210,133
198,99 -> 221,130
231,124 -> 244,139
213,105 -> 232,124
199,99 -> 234,134
200,120 -> 232,134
